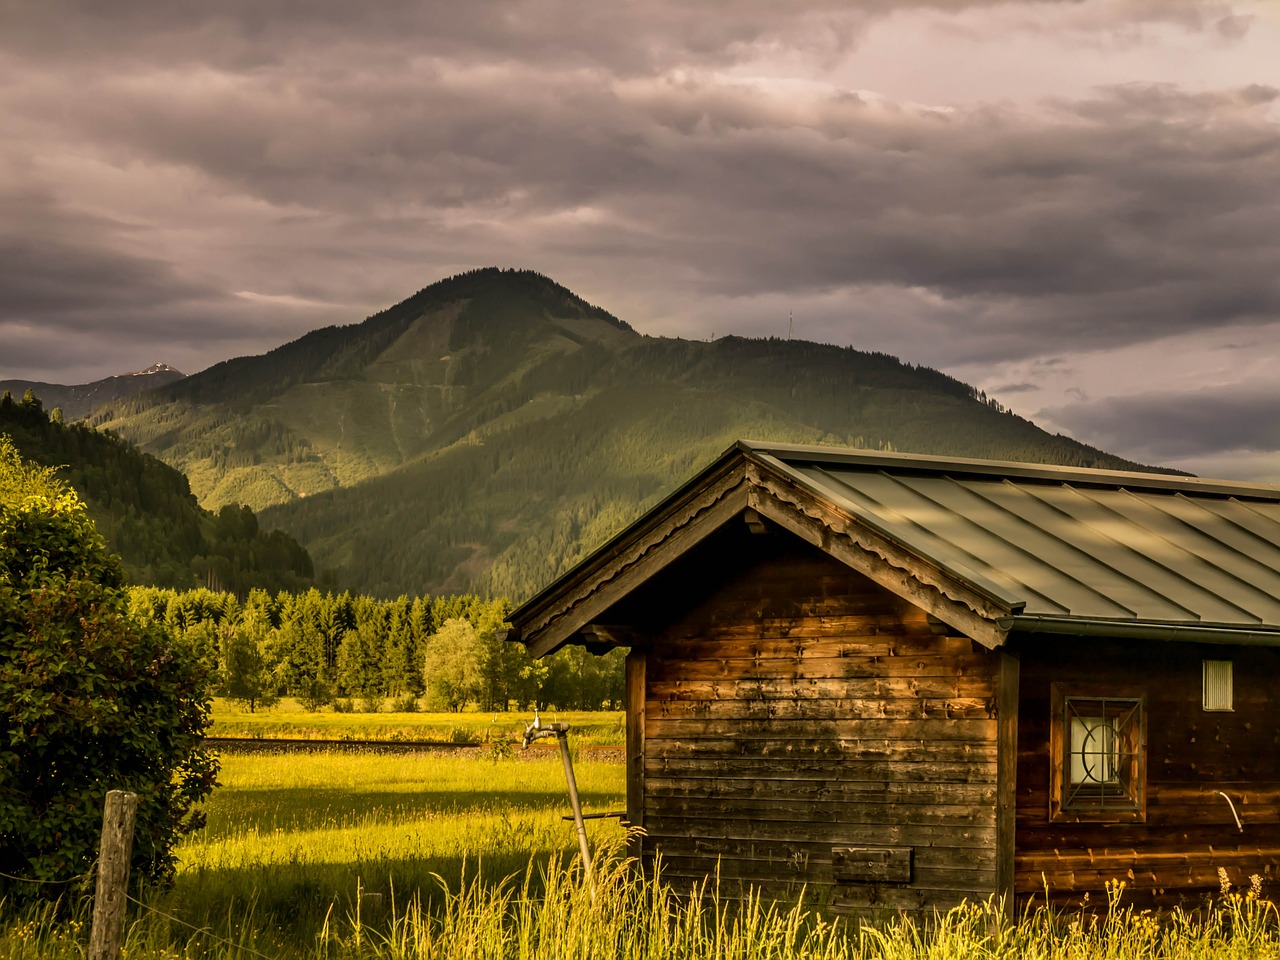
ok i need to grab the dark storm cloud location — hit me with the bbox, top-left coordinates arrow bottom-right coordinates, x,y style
0,192 -> 212,318
1044,385 -> 1280,461
0,0 -> 1274,385
5,1 -> 1224,77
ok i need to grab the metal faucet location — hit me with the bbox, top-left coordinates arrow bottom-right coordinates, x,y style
524,710 -> 594,887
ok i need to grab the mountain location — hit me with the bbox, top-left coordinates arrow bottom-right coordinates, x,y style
0,390 -> 314,592
95,267 -> 1165,599
0,363 -> 185,421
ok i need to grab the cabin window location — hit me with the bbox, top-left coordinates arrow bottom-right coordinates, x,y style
1202,660 -> 1233,711
1050,685 -> 1146,822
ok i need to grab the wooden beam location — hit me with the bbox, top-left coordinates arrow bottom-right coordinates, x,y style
996,649 -> 1019,913
625,649 -> 647,862
746,479 -> 1009,650
742,508 -> 769,535
577,624 -> 644,649
526,483 -> 750,658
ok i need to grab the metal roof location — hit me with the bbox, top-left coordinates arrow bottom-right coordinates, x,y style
746,441 -> 1280,636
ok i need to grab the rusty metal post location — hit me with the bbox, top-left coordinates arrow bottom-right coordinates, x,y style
554,728 -> 594,888
523,712 -> 595,889
89,790 -> 137,960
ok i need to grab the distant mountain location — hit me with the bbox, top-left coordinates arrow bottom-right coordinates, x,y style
0,362 -> 185,421
0,390 -> 313,592
96,267 -> 1168,598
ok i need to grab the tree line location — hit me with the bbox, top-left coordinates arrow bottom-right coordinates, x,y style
128,586 -> 624,714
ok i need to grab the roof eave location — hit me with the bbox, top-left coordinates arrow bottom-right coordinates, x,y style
1006,614 -> 1280,647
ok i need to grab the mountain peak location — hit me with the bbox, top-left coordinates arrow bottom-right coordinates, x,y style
376,267 -> 636,336
127,362 -> 184,377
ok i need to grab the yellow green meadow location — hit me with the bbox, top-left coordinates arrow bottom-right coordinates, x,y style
5,742 -> 1280,958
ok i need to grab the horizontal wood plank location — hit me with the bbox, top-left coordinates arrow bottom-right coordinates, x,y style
646,696 -> 996,721
643,757 -> 997,782
646,776 -> 997,805
648,676 -> 997,701
645,717 -> 998,741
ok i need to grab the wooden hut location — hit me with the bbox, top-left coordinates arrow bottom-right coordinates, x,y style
505,440 -> 1280,916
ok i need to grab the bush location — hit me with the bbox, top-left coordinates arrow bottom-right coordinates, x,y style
0,437 -> 217,897
390,694 -> 419,713
298,678 -> 333,712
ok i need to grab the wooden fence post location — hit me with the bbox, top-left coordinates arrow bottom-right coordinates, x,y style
88,790 -> 138,960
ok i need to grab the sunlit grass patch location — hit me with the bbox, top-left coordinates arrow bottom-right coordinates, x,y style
208,700 -> 626,746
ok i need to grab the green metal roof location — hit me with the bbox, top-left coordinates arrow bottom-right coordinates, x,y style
746,441 -> 1280,635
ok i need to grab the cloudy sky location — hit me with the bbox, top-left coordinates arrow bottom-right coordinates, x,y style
3,0 -> 1279,480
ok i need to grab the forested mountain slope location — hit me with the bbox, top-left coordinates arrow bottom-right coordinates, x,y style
1,391 -> 314,592
98,267 -> 1161,598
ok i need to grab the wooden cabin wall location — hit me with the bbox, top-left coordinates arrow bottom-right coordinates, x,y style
1015,637 -> 1280,909
637,539 -> 1001,918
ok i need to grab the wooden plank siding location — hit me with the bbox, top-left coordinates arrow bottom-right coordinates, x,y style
1014,637 -> 1280,909
637,540 -> 1002,917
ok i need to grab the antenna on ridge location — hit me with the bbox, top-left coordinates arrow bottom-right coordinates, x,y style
787,310 -> 793,341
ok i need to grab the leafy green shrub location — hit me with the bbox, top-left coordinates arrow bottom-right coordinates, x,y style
390,694 -> 419,713
298,678 -> 333,712
332,697 -> 355,713
0,437 -> 217,897
357,695 -> 383,713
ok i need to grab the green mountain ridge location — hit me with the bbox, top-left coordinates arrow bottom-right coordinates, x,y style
0,391 -> 314,592
96,267 -> 1168,598
0,363 -> 186,421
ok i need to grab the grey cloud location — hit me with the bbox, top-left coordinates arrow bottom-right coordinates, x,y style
11,72 -> 1280,371
0,1 -> 1250,81
0,1 -> 876,76
1044,386 -> 1280,461
0,0 -> 1277,385
0,190 -> 213,321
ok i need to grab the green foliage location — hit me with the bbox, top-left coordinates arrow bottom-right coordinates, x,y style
0,437 -> 217,896
132,586 -> 621,712
218,609 -> 278,713
0,394 -> 314,592
422,618 -> 482,711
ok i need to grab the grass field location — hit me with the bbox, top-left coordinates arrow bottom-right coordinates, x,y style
208,699 -> 627,746
5,745 -> 1280,958
168,748 -> 627,935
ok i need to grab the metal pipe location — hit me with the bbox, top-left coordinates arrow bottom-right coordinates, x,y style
522,712 -> 595,890
1216,791 -> 1244,832
556,729 -> 595,888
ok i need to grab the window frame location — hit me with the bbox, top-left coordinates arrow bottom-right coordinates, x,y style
1049,683 -> 1147,823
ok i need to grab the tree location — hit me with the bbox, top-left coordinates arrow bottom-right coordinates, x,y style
0,436 -> 217,896
422,617 -> 481,711
220,611 -> 279,713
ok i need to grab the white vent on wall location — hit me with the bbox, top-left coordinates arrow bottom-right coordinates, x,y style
1203,660 -> 1233,712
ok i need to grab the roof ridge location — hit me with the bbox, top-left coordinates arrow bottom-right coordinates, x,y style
735,439 -> 1280,501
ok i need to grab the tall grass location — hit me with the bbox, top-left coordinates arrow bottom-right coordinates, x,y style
7,854 -> 1279,959
4,749 -> 1280,959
